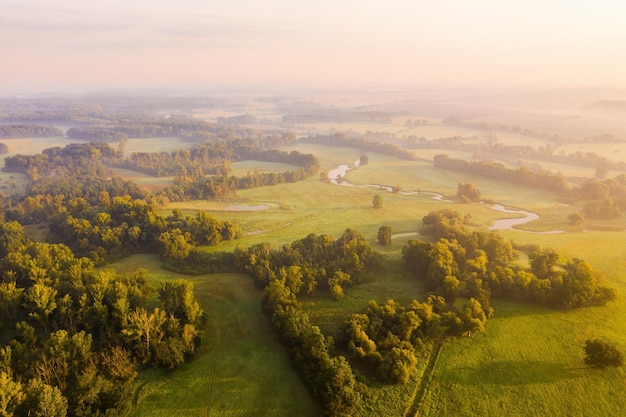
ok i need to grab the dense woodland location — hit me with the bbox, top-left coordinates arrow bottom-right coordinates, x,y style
0,222 -> 205,415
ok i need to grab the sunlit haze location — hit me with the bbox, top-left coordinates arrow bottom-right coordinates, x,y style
2,0 -> 626,92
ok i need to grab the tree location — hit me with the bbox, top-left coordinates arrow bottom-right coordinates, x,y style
19,378 -> 68,417
377,225 -> 392,246
372,194 -> 383,209
568,212 -> 584,226
584,339 -> 624,369
457,182 -> 481,202
24,283 -> 58,333
0,371 -> 24,417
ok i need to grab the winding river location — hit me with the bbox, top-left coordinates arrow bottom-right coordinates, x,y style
327,160 -> 564,233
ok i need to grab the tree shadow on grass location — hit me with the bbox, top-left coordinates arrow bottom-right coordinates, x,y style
441,360 -> 583,386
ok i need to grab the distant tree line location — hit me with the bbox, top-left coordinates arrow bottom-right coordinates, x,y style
303,133 -> 417,161
434,154 -> 626,220
433,154 -> 569,194
122,138 -> 318,178
0,124 -> 62,139
0,142 -> 8,154
283,110 -> 394,124
0,221 -> 204,416
155,148 -> 319,202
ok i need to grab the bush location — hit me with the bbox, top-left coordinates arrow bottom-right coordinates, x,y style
584,339 -> 624,369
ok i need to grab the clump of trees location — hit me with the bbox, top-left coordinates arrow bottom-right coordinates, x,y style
235,229 -> 378,298
403,209 -> 618,310
4,142 -> 121,181
0,221 -> 204,415
341,296 -> 487,384
457,182 -> 481,202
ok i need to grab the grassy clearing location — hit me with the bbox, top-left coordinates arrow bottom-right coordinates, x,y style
420,300 -> 626,417
109,167 -> 175,192
109,254 -> 318,417
0,136 -> 77,159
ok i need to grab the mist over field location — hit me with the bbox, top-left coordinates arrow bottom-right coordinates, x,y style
2,1 -> 626,417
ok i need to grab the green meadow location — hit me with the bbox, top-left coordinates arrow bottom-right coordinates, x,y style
110,143 -> 626,416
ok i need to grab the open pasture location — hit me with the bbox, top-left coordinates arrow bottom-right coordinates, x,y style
0,136 -> 77,159
421,299 -> 626,417
109,254 -> 318,417
109,167 -> 175,192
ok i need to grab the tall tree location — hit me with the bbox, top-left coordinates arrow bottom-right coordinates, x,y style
377,225 -> 392,246
372,194 -> 383,209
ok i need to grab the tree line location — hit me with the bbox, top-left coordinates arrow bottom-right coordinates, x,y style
0,124 -> 63,139
433,154 -> 626,220
304,133 -> 417,161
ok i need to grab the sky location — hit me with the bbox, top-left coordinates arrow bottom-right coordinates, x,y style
1,0 -> 626,92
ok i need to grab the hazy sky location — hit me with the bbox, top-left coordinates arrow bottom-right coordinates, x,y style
2,0 -> 625,91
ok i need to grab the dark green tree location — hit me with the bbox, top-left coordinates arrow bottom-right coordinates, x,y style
584,339 -> 624,369
377,225 -> 392,246
372,194 -> 383,209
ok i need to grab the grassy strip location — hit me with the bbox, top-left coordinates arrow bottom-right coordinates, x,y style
110,255 -> 318,417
